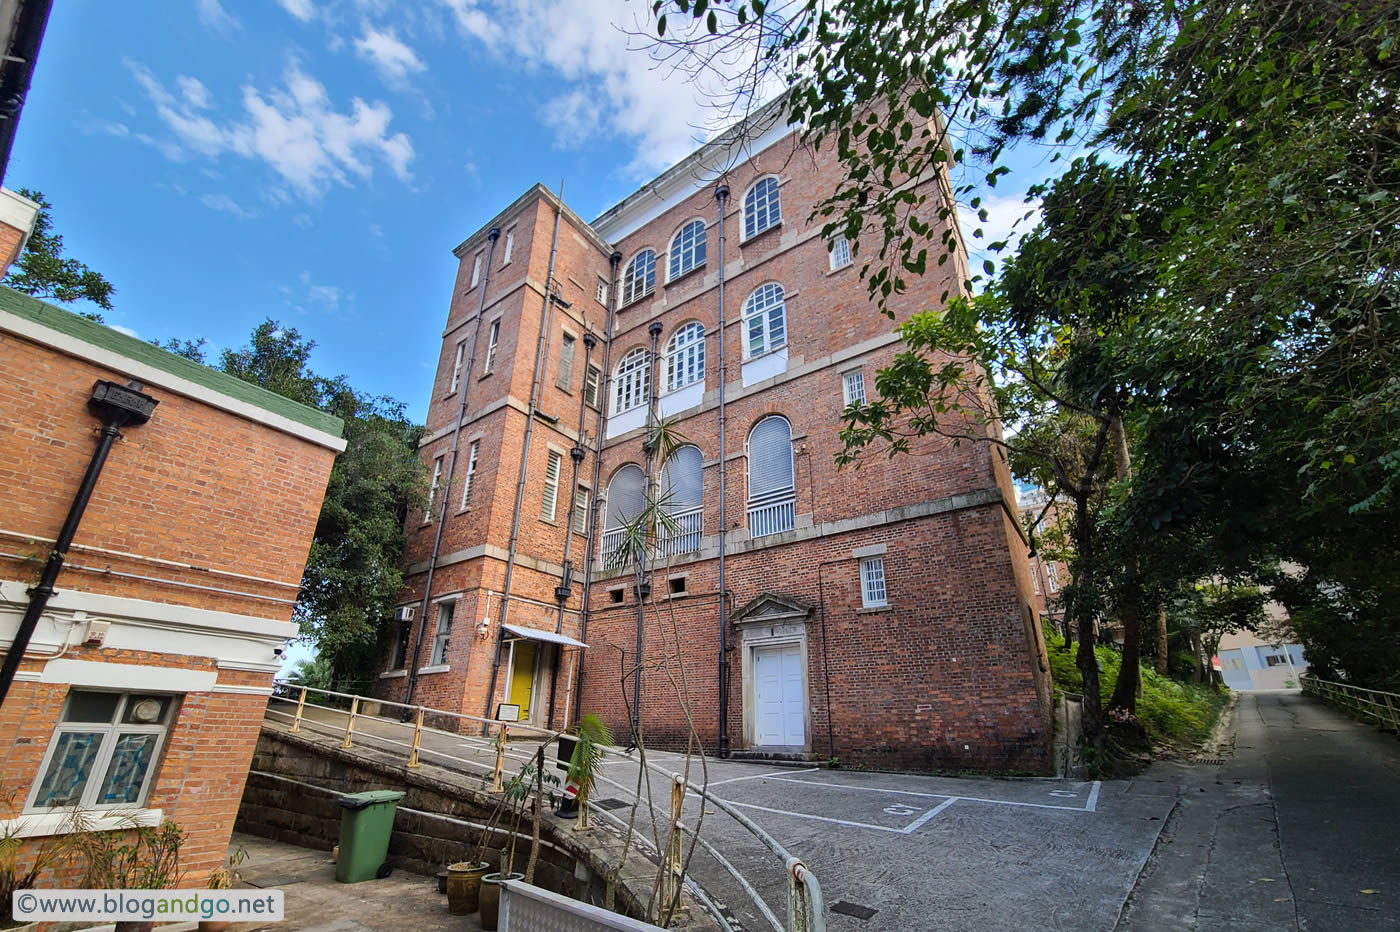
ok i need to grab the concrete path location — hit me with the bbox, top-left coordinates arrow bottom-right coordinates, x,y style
1118,690 -> 1400,931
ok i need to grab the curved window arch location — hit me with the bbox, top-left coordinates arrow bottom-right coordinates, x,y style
621,249 -> 656,306
668,219 -> 707,280
743,176 -> 781,240
613,347 -> 651,415
605,464 -> 647,530
742,282 -> 787,359
664,321 -> 705,393
747,415 -> 795,537
657,445 -> 704,555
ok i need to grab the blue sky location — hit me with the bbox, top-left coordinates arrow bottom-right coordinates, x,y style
11,0 -> 1045,424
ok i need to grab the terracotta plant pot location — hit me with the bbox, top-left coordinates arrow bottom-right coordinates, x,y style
445,861 -> 491,916
478,871 -> 523,931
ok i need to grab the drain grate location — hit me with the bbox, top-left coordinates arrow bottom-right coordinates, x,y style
1193,758 -> 1226,765
831,901 -> 878,921
594,797 -> 630,811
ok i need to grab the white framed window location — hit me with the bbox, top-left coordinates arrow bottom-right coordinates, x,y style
1047,563 -> 1061,592
470,251 -> 483,288
658,445 -> 703,555
743,176 -> 781,240
430,602 -> 453,665
621,250 -> 656,306
743,282 -> 787,359
542,449 -> 563,520
664,322 -> 705,393
613,347 -> 650,415
572,486 -> 590,535
425,456 -> 444,521
483,319 -> 500,374
502,228 -> 515,265
556,331 -> 576,391
860,556 -> 888,608
596,277 -> 609,305
584,365 -> 601,408
390,621 -> 411,670
1031,562 -> 1042,595
830,235 -> 852,270
668,219 -> 706,281
450,340 -> 467,393
459,440 -> 480,509
27,690 -> 175,811
603,464 -> 646,565
747,415 -> 795,537
842,369 -> 865,406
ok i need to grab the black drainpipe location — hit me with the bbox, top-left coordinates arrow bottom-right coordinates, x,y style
714,183 -> 731,758
483,186 -> 565,731
573,251 -> 623,722
404,227 -> 500,710
0,380 -> 157,708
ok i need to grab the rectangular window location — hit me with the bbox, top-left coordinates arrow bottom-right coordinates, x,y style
1032,563 -> 1042,595
830,235 -> 852,270
584,365 -> 601,408
391,622 -> 411,670
842,369 -> 866,406
596,278 -> 608,305
541,450 -> 563,520
556,332 -> 576,391
484,319 -> 500,374
572,486 -> 590,535
430,603 -> 453,666
470,251 -> 483,288
459,441 -> 480,508
860,556 -> 888,608
425,456 -> 444,521
1046,563 -> 1061,592
502,228 -> 515,265
28,690 -> 175,811
450,340 -> 467,393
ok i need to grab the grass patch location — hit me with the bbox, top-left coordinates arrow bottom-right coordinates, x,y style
1044,623 -> 1227,749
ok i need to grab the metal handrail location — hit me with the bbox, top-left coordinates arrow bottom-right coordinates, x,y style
1302,675 -> 1400,732
265,680 -> 824,931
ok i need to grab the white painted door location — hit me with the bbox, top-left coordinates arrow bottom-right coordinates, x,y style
755,644 -> 805,746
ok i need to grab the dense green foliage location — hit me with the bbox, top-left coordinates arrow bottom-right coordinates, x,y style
1044,625 -> 1226,749
3,188 -> 116,319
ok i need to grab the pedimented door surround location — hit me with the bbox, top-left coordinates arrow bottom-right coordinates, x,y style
733,593 -> 813,751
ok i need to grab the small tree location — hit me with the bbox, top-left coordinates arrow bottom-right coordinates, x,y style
3,188 -> 116,319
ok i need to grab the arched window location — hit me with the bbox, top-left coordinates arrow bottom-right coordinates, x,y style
743,176 -> 781,239
613,347 -> 650,415
658,445 -> 703,555
668,220 -> 706,280
621,249 -> 656,306
743,283 -> 787,358
747,415 -> 795,537
603,463 -> 646,565
664,322 -> 705,393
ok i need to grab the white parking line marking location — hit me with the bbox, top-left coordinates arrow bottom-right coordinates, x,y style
760,774 -> 1099,812
722,800 -> 911,833
708,768 -> 820,787
1086,780 -> 1101,812
901,798 -> 958,832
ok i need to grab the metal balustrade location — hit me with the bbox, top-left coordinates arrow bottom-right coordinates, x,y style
601,527 -> 628,567
747,492 -> 795,538
657,508 -> 702,557
263,681 -> 824,932
1302,675 -> 1400,732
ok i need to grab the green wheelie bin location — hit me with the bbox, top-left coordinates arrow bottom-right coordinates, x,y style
334,790 -> 405,883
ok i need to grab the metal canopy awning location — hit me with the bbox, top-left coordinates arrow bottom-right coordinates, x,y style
502,624 -> 587,648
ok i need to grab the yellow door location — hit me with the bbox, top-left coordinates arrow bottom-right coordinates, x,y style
508,642 -> 537,721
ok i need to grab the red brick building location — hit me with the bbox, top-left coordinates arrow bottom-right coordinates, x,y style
381,106 -> 1054,773
1019,487 -> 1071,629
0,280 -> 343,880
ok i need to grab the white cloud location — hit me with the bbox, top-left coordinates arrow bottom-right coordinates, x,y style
125,58 -> 415,199
111,324 -> 139,338
440,0 -> 748,178
276,0 -> 316,21
195,0 -> 240,33
957,190 -> 1041,281
200,192 -> 256,219
291,212 -> 314,228
354,25 -> 426,86
284,271 -> 346,313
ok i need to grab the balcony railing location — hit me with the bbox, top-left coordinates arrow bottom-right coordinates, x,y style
601,526 -> 628,568
656,507 -> 702,557
747,490 -> 795,538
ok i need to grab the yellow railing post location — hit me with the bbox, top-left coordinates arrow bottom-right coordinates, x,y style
491,727 -> 506,793
290,686 -> 307,733
408,707 -> 424,768
665,775 -> 685,908
342,697 -> 359,748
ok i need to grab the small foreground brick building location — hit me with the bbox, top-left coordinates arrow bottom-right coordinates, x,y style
0,281 -> 343,881
379,104 -> 1054,773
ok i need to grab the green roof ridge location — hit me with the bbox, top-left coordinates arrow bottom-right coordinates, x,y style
0,286 -> 343,441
